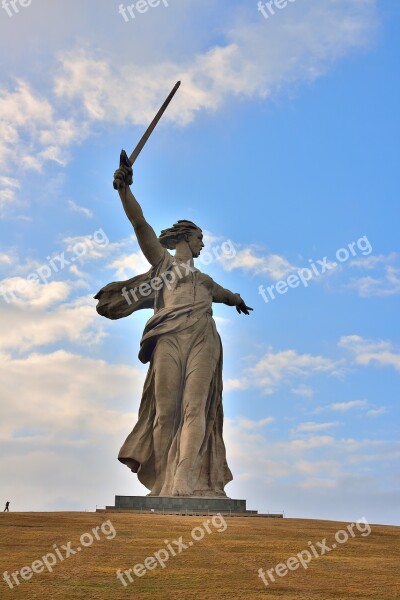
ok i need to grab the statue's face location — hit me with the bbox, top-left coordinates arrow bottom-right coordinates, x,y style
187,229 -> 204,257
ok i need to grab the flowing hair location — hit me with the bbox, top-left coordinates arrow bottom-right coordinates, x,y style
158,220 -> 201,250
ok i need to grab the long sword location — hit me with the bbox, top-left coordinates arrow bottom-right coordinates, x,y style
113,81 -> 181,190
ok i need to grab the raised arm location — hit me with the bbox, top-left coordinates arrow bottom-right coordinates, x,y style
212,281 -> 253,315
114,164 -> 164,267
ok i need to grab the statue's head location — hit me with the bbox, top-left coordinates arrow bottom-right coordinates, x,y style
159,220 -> 204,257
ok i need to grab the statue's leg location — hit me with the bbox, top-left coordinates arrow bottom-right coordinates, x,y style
152,336 -> 182,495
172,327 -> 220,495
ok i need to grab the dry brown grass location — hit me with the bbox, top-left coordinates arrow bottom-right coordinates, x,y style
0,512 -> 399,600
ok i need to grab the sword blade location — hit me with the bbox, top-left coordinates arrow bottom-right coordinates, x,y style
129,80 -> 181,165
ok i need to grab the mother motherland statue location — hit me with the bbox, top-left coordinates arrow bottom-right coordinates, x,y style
94,84 -> 253,498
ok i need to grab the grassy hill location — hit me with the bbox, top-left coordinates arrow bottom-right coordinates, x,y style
0,512 -> 399,599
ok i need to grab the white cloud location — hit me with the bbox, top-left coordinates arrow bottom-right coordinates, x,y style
348,253 -> 400,297
107,251 -> 150,280
0,0 -> 377,222
235,417 -> 275,430
212,315 -> 231,328
0,292 -> 103,353
367,408 -> 386,417
290,435 -> 335,450
0,80 -> 83,175
224,346 -> 341,396
0,252 -> 14,265
53,1 -> 376,128
247,348 -> 339,394
0,176 -> 20,215
330,400 -> 368,412
68,199 -> 93,219
223,418 -> 400,524
0,80 -> 89,219
291,384 -> 314,397
349,267 -> 400,297
224,378 -> 247,392
225,419 -> 399,481
350,253 -> 398,270
0,277 -> 71,309
220,247 -> 298,280
294,422 -> 339,433
339,335 -> 400,372
69,264 -> 86,278
295,459 -> 340,477
62,231 -> 113,262
0,348 -> 149,510
0,350 -> 142,439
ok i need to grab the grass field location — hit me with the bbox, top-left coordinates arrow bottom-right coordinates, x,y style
0,512 -> 399,599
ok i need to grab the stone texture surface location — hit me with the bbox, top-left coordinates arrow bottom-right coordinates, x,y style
95,167 -> 253,498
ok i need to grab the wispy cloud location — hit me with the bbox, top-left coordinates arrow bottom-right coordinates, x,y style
291,384 -> 314,397
294,422 -> 340,433
0,252 -> 14,266
68,199 -> 93,219
107,251 -> 150,280
235,417 -> 275,430
248,349 -> 339,394
367,408 -> 387,417
0,0 -> 377,222
53,1 -> 376,127
220,246 -> 298,280
0,176 -> 21,216
0,80 -> 84,173
348,253 -> 400,297
290,435 -> 335,450
330,400 -> 368,412
0,291 -> 104,353
226,348 -> 340,396
339,335 -> 400,372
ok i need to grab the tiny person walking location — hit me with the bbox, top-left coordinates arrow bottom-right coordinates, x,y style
3,501 -> 10,512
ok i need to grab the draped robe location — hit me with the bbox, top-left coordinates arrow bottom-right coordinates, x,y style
95,249 -> 235,496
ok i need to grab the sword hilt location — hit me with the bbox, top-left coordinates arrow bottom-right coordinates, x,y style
113,149 -> 133,190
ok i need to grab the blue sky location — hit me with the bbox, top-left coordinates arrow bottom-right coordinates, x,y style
0,0 -> 399,525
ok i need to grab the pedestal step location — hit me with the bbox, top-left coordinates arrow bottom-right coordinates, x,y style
101,495 -> 257,514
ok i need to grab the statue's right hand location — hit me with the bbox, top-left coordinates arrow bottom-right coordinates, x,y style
113,164 -> 133,190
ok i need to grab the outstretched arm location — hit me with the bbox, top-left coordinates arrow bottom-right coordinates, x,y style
114,164 -> 164,267
212,281 -> 253,315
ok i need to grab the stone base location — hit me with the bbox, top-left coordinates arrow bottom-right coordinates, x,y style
101,495 -> 258,515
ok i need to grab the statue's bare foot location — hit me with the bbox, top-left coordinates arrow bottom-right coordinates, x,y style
171,479 -> 192,496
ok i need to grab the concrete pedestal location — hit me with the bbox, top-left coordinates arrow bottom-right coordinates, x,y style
102,495 -> 258,514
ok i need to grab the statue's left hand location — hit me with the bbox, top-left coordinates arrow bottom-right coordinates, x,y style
236,298 -> 253,315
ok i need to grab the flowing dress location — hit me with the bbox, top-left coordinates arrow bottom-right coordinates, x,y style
95,249 -> 235,496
